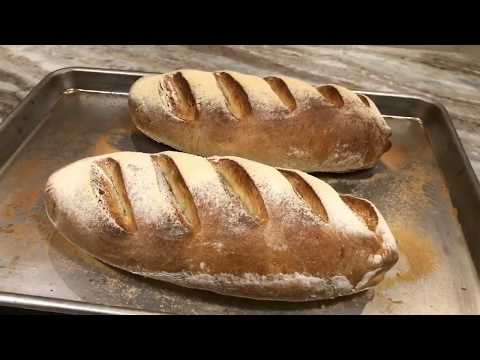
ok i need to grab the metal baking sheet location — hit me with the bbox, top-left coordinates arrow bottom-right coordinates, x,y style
1,67 -> 479,314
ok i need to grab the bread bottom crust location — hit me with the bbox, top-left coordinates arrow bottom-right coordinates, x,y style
126,267 -> 377,302
48,215 -> 377,302
133,120 -> 379,174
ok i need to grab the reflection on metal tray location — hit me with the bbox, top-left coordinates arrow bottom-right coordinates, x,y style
0,68 -> 479,314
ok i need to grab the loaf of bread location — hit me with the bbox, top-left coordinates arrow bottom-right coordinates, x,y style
128,69 -> 392,173
44,151 -> 398,301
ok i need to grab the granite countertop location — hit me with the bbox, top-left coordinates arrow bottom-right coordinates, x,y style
0,45 -> 479,178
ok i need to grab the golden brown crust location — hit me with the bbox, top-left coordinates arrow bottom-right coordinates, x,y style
279,169 -> 328,222
151,154 -> 200,232
128,69 -> 392,173
91,158 -> 137,233
263,76 -> 297,111
211,158 -> 268,225
341,195 -> 378,233
44,151 -> 398,301
213,71 -> 252,120
160,72 -> 198,122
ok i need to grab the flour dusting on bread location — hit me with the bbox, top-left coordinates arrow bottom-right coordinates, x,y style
45,151 -> 398,301
129,69 -> 392,173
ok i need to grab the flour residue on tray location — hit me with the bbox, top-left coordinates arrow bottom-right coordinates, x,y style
94,135 -> 121,155
0,223 -> 15,234
327,152 -> 444,292
336,160 -> 440,220
0,189 -> 40,221
378,225 -> 438,290
0,222 -> 37,241
395,228 -> 437,282
89,115 -> 135,156
393,162 -> 438,210
0,158 -> 44,222
92,124 -> 133,156
376,162 -> 440,288
380,144 -> 410,171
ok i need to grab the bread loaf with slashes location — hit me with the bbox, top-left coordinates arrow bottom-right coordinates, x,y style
44,151 -> 398,301
129,69 -> 392,173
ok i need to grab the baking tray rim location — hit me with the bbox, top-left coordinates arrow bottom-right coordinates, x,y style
21,66 -> 480,211
0,66 -> 478,314
0,66 -> 464,137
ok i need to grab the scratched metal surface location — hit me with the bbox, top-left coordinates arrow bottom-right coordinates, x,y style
0,71 -> 479,314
